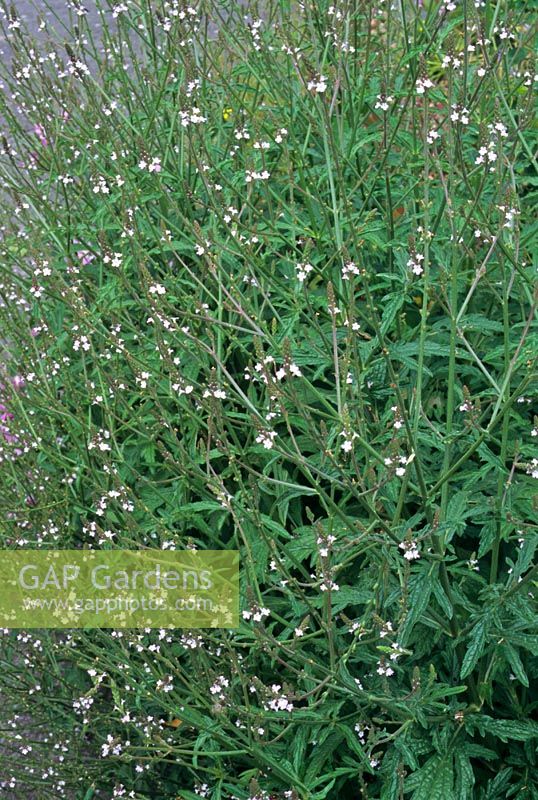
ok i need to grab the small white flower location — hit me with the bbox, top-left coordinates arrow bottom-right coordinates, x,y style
296,262 -> 314,282
399,540 -> 420,561
256,430 -> 277,449
307,74 -> 328,93
374,94 -> 393,111
416,76 -> 434,94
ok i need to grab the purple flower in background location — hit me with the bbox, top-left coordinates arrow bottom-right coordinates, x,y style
77,250 -> 95,265
33,123 -> 48,147
0,380 -> 24,453
0,422 -> 18,445
0,403 -> 14,423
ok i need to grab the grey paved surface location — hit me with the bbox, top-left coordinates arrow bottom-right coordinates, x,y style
2,0 -> 105,39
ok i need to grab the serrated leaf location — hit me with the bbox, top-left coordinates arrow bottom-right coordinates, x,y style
292,726 -> 310,775
284,528 -> 315,562
484,768 -> 514,798
432,575 -> 453,619
446,490 -> 472,537
337,724 -> 371,770
394,737 -> 419,770
478,443 -> 508,473
467,715 -> 538,742
409,754 -> 455,800
428,684 -> 467,701
380,768 -> 400,800
478,520 -> 497,558
380,294 -> 404,336
507,633 -> 538,656
304,731 -> 345,786
399,571 -> 433,645
502,643 -> 529,687
460,619 -> 488,679
460,314 -> 504,333
330,586 -> 372,612
455,750 -> 474,800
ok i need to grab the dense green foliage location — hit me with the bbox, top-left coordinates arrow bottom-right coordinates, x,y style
0,0 -> 536,797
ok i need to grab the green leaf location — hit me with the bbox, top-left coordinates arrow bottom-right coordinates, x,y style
408,754 -> 455,800
432,575 -> 453,619
483,768 -> 514,799
507,633 -> 538,656
427,684 -> 467,701
380,293 -> 404,336
466,715 -> 538,742
399,571 -> 433,645
460,314 -> 504,333
337,724 -> 371,770
330,586 -> 372,612
284,528 -> 316,562
304,731 -> 345,785
394,737 -> 419,770
455,750 -> 474,800
399,44 -> 427,64
380,768 -> 400,800
478,443 -> 508,473
460,619 -> 488,679
446,490 -> 472,538
292,726 -> 310,776
502,643 -> 529,687
478,520 -> 497,558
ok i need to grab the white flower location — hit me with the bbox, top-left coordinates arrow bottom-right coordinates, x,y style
526,458 -> 538,479
340,429 -> 358,452
203,386 -> 227,400
320,579 -> 339,592
289,362 -> 302,377
210,675 -> 229,697
307,74 -> 328,93
242,605 -> 270,622
342,261 -> 360,280
245,169 -> 270,182
355,722 -> 369,742
416,76 -> 434,94
156,675 -> 174,692
264,684 -> 294,713
180,107 -> 207,127
374,94 -> 393,111
296,262 -> 314,282
172,382 -> 193,396
407,253 -> 424,276
399,540 -> 420,560
377,661 -> 395,677
256,430 -> 277,449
